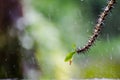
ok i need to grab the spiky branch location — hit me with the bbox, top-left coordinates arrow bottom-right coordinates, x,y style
76,0 -> 116,54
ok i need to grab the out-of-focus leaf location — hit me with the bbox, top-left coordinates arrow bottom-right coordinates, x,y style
64,51 -> 76,62
72,44 -> 76,50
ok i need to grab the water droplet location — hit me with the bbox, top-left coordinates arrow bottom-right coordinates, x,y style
105,6 -> 109,11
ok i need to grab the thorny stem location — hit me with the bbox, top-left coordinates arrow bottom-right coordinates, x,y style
76,0 -> 116,54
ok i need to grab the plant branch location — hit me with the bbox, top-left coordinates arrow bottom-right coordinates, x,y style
76,0 -> 116,54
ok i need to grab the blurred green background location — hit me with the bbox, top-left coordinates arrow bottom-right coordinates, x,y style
24,0 -> 120,79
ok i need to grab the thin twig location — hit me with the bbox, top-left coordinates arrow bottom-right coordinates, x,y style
76,0 -> 116,54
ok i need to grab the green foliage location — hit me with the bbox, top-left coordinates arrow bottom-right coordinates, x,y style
64,51 -> 76,62
30,0 -> 120,79
64,44 -> 77,62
